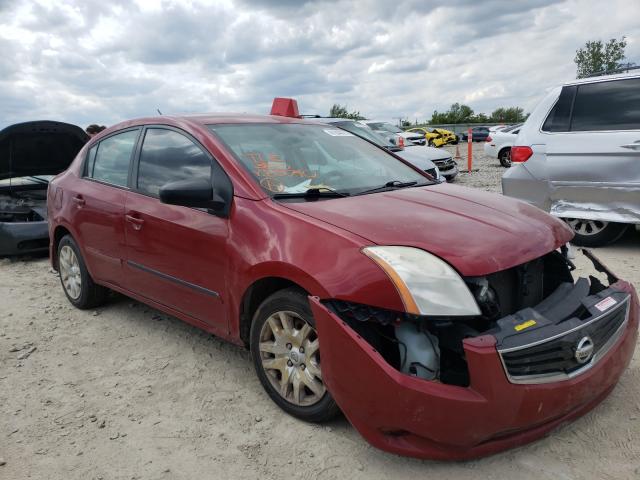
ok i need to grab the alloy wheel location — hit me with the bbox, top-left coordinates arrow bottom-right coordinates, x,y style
258,310 -> 325,406
566,218 -> 608,236
59,245 -> 82,300
500,149 -> 511,167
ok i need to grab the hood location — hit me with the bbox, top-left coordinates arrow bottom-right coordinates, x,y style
396,146 -> 448,169
393,147 -> 442,170
0,121 -> 88,180
281,183 -> 573,276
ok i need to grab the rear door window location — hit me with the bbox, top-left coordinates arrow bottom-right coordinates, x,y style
570,77 -> 640,131
136,128 -> 212,197
89,129 -> 139,187
542,86 -> 576,132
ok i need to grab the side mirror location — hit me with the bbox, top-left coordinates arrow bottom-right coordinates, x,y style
159,178 -> 228,214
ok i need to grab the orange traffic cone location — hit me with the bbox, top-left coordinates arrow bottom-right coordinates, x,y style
454,144 -> 461,159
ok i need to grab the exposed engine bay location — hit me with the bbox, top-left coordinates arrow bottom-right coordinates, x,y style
0,187 -> 48,223
325,247 -> 629,387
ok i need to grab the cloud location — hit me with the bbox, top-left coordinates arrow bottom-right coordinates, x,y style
0,0 -> 638,130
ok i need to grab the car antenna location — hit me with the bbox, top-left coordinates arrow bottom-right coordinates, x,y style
157,109 -> 163,115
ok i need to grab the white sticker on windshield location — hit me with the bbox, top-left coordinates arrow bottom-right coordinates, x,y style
324,129 -> 354,137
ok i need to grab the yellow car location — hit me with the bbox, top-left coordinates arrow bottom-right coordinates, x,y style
406,127 -> 459,147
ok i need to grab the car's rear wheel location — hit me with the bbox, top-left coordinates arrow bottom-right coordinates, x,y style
499,148 -> 512,167
428,139 -> 435,147
250,288 -> 339,423
564,218 -> 628,247
57,235 -> 108,309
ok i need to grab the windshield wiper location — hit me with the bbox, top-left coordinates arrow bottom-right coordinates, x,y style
355,180 -> 422,196
273,187 -> 350,199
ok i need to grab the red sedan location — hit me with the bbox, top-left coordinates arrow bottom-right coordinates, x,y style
47,99 -> 638,460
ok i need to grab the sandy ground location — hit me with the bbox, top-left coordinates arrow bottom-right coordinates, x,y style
1,145 -> 639,479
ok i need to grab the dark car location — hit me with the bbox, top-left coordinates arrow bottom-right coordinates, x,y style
460,126 -> 490,142
0,121 -> 88,256
47,99 -> 638,460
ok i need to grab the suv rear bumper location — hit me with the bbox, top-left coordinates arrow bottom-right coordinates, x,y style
310,280 -> 639,460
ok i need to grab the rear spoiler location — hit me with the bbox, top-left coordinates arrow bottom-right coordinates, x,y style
270,98 -> 300,118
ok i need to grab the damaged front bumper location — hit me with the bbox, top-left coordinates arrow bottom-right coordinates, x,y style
310,278 -> 639,460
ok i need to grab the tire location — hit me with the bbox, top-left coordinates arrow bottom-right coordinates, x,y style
499,148 -> 512,168
57,235 -> 108,309
428,139 -> 435,147
563,219 -> 628,247
250,288 -> 339,423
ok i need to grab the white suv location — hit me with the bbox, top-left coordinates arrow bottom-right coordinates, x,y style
502,71 -> 640,246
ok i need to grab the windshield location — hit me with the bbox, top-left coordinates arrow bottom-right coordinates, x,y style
208,124 -> 430,197
502,123 -> 522,133
329,121 -> 391,147
367,122 -> 403,134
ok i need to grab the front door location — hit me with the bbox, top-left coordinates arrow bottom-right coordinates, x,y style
123,127 -> 230,333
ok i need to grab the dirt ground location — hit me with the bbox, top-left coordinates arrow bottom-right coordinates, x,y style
1,145 -> 639,479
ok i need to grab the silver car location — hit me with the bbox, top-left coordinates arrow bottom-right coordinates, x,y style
502,71 -> 640,246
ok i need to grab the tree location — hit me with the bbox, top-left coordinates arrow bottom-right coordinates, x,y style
430,103 -> 474,124
329,104 -> 365,120
427,103 -> 528,125
574,37 -> 633,78
490,106 -> 526,123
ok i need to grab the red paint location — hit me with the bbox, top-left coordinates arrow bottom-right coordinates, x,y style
47,113 -> 638,460
311,281 -> 639,460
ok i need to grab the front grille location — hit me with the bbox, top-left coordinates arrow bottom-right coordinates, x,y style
433,158 -> 455,171
499,297 -> 629,383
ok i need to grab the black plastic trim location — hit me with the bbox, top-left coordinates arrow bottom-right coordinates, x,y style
126,260 -> 219,298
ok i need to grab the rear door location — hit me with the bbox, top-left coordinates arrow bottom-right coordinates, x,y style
70,128 -> 140,285
123,126 -> 230,333
543,76 -> 640,223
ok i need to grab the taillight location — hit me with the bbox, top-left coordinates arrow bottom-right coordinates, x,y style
485,136 -> 492,142
398,136 -> 405,148
511,146 -> 533,163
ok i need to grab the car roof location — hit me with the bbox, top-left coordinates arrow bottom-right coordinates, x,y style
103,113 -> 329,134
563,71 -> 640,86
122,112 -> 314,125
303,117 -> 362,124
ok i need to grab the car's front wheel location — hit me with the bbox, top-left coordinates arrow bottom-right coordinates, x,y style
564,218 -> 628,247
250,288 -> 339,423
498,147 -> 512,167
57,235 -> 108,309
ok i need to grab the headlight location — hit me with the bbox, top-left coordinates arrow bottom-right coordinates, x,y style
362,246 -> 481,316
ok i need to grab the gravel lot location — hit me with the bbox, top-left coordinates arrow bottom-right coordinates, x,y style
1,144 -> 639,479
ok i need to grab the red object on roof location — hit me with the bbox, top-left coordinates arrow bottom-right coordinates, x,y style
270,97 -> 300,118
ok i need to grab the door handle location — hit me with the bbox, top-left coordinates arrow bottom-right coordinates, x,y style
72,195 -> 85,207
620,141 -> 640,150
125,214 -> 145,230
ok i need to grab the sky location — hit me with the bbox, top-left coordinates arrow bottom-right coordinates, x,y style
1,0 -> 639,129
